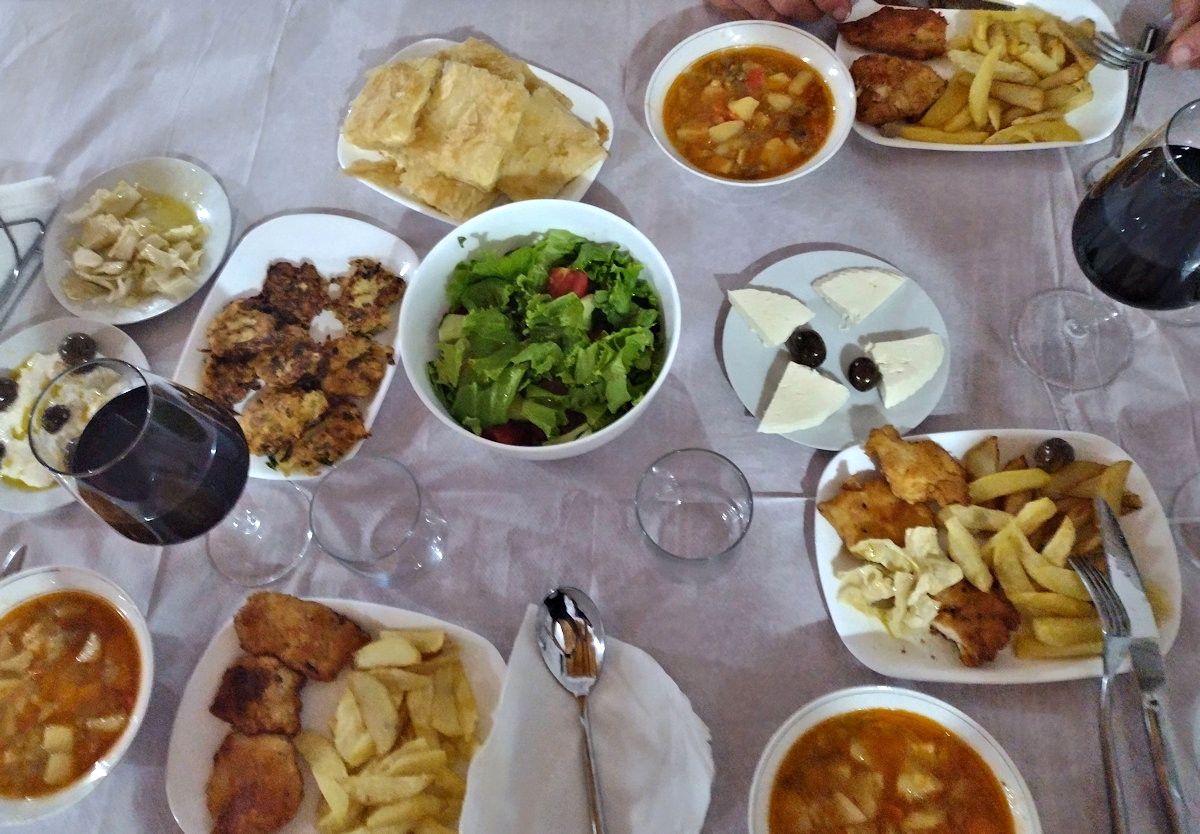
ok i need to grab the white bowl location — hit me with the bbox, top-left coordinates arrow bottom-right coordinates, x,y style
44,156 -> 233,325
0,566 -> 154,824
644,20 -> 855,186
398,199 -> 680,460
748,685 -> 1042,834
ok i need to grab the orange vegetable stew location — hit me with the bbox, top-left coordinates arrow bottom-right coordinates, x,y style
0,590 -> 141,797
663,46 -> 835,180
770,708 -> 1015,834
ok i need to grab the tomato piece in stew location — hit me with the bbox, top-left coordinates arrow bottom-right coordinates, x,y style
663,46 -> 835,180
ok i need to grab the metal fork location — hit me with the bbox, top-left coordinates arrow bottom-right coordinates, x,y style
1071,555 -> 1131,834
1084,25 -> 1165,188
1075,27 -> 1157,69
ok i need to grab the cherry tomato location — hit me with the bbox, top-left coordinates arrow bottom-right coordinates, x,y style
546,267 -> 589,299
482,422 -> 545,446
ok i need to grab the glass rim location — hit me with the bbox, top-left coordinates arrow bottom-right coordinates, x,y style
28,357 -> 152,479
1163,97 -> 1200,188
308,455 -> 423,564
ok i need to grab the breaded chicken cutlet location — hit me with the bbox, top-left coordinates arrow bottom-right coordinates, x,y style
233,592 -> 370,682
332,257 -> 406,335
206,732 -> 303,834
238,387 -> 329,460
864,424 -> 969,507
850,54 -> 947,125
932,580 -> 1021,666
209,654 -> 305,736
818,476 -> 935,547
286,399 -> 371,473
839,7 -> 948,60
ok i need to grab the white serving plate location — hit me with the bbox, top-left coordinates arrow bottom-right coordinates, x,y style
44,157 -> 233,323
721,250 -> 949,451
172,213 -> 417,480
814,429 -> 1182,683
0,317 -> 147,514
748,685 -> 1041,834
337,39 -> 613,225
166,598 -> 506,834
836,0 -> 1127,150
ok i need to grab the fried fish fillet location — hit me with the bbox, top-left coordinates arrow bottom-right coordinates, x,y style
233,592 -> 370,682
206,732 -> 303,834
839,7 -> 949,60
865,424 -> 969,507
932,580 -> 1021,666
850,54 -> 947,125
209,654 -> 305,736
818,476 -> 935,547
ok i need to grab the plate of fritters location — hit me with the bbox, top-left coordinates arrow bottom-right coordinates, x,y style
337,37 -> 611,224
835,0 -> 1126,150
814,427 -> 1181,683
166,592 -> 506,834
173,213 -> 416,479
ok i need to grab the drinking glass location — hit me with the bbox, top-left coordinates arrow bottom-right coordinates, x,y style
29,358 -> 250,545
1013,97 -> 1200,389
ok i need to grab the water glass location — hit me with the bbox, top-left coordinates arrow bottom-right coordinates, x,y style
635,448 -> 753,562
308,456 -> 446,585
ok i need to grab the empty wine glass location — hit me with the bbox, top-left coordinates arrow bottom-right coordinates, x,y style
1013,97 -> 1200,389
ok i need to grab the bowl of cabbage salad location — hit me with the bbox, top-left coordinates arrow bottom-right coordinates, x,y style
399,199 -> 680,460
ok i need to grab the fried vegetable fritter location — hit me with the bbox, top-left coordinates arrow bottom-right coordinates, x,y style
255,259 -> 330,325
202,355 -> 262,409
332,257 -> 406,335
206,299 -> 278,358
282,399 -> 371,475
252,325 -> 326,388
321,334 -> 394,398
238,387 -> 328,460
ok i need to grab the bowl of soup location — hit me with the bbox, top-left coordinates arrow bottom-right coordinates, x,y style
748,686 -> 1042,834
644,21 -> 855,185
0,566 -> 153,823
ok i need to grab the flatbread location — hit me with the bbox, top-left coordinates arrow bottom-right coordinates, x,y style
342,57 -> 441,150
498,86 -> 608,201
405,61 -> 529,190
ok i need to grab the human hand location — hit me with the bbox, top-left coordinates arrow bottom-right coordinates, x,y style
1166,0 -> 1200,69
707,0 -> 853,24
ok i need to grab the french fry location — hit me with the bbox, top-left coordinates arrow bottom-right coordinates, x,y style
1037,63 -> 1086,90
948,48 -> 1039,84
970,468 -> 1052,503
1013,631 -> 1103,659
1096,460 -> 1133,512
1031,615 -> 1102,646
1043,79 -> 1093,112
990,524 -> 1036,595
969,43 -> 1005,127
989,80 -> 1046,111
1040,515 -> 1076,567
1040,460 -> 1107,498
1009,590 -> 1095,618
919,78 -> 971,128
1014,496 -> 1058,536
944,516 -> 993,590
355,634 -> 423,668
1017,534 -> 1091,599
983,120 -> 1082,143
882,124 -> 989,144
295,730 -> 353,819
348,670 -> 401,754
962,435 -> 1000,479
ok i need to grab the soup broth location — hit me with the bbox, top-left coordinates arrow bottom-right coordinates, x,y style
0,590 -> 141,797
769,708 -> 1015,834
663,46 -> 835,180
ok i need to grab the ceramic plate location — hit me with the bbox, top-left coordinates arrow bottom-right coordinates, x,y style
748,685 -> 1041,834
43,157 -> 233,323
814,429 -> 1182,683
836,0 -> 1127,150
721,250 -> 949,451
336,39 -> 613,225
165,598 -> 506,834
0,317 -> 147,514
172,213 -> 417,480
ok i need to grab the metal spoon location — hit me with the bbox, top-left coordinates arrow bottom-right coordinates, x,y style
537,587 -> 609,834
1,544 -> 26,577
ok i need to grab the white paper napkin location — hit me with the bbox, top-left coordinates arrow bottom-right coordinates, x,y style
460,604 -> 714,834
0,176 -> 57,316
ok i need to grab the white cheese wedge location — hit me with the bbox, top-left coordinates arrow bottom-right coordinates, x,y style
867,332 -> 945,409
812,267 -> 905,324
758,363 -> 849,434
728,287 -> 815,347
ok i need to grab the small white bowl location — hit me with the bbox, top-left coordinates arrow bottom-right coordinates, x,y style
644,20 -> 855,186
44,156 -> 233,325
748,685 -> 1042,834
398,199 -> 681,460
0,566 -> 154,825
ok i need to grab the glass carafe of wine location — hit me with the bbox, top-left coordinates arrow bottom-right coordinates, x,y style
1013,97 -> 1200,389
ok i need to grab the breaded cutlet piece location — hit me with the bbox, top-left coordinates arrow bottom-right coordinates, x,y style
818,476 -> 935,547
839,7 -> 948,60
206,732 -> 303,834
864,424 -> 969,507
209,654 -> 305,736
233,592 -> 370,682
850,54 -> 947,126
932,580 -> 1021,666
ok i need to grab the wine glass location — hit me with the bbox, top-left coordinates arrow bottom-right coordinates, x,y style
1013,97 -> 1200,389
28,358 -> 251,545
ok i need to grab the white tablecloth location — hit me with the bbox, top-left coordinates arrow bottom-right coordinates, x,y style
2,1 -> 1199,832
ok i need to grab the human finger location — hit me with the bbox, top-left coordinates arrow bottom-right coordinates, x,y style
1166,21 -> 1200,69
707,0 -> 788,21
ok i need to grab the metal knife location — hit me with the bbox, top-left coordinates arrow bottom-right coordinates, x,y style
1097,498 -> 1193,834
926,0 -> 1018,11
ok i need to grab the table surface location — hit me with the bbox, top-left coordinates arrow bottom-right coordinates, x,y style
3,1 -> 1200,832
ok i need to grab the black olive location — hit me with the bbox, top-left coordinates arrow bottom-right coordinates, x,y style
847,356 -> 880,391
1034,437 -> 1075,473
40,404 -> 70,434
0,441 -> 6,461
786,328 -> 826,368
0,378 -> 17,412
58,332 -> 98,367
